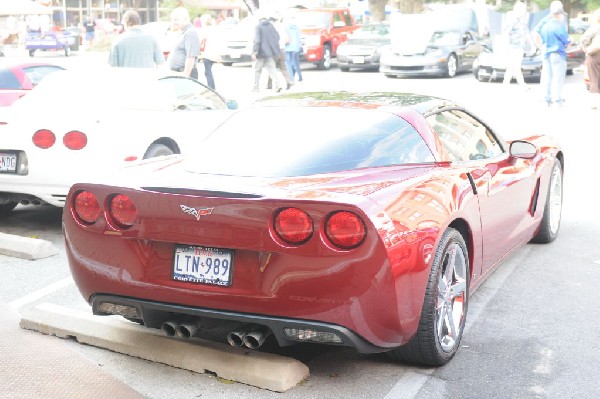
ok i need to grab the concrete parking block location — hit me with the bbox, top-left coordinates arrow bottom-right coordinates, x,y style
0,232 -> 59,260
20,303 -> 310,393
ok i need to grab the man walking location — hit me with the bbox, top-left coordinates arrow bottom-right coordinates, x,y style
535,1 -> 571,107
108,10 -> 164,68
252,14 -> 283,92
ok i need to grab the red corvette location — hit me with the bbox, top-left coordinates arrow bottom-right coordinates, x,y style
0,63 -> 64,106
63,92 -> 563,366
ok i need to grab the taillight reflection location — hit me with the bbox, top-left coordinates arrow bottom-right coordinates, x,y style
325,211 -> 366,250
63,130 -> 87,150
108,194 -> 137,228
274,207 -> 313,245
73,191 -> 101,224
32,129 -> 56,149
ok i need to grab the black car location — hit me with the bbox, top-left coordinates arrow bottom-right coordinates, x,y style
473,38 -> 585,83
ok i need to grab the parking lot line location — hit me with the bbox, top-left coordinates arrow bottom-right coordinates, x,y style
8,276 -> 73,310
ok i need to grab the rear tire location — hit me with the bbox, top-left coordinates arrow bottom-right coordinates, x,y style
530,158 -> 563,243
340,66 -> 350,72
143,143 -> 174,159
28,49 -> 35,57
387,228 -> 469,366
65,46 -> 71,56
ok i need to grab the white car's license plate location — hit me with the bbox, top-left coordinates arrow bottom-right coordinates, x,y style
230,51 -> 241,59
352,56 -> 365,64
173,245 -> 233,286
0,152 -> 17,173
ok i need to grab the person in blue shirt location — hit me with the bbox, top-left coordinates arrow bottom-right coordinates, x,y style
534,1 -> 571,107
284,16 -> 303,84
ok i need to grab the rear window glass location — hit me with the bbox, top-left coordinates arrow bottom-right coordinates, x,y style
0,69 -> 21,90
185,106 -> 434,177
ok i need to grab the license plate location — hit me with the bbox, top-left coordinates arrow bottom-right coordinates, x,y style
173,245 -> 233,286
230,51 -> 241,59
352,56 -> 365,64
0,152 -> 17,173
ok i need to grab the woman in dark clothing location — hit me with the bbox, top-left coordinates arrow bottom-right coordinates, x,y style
581,9 -> 600,109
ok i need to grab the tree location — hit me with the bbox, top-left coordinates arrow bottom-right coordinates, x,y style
368,0 -> 387,21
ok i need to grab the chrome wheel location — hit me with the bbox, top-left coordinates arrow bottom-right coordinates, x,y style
548,162 -> 563,235
436,241 -> 467,352
387,228 -> 469,366
531,158 -> 563,243
446,54 -> 457,78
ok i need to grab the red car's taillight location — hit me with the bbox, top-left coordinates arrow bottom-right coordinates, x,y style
63,130 -> 87,150
108,194 -> 137,228
274,207 -> 313,245
325,211 -> 366,250
32,129 -> 56,149
73,191 -> 101,224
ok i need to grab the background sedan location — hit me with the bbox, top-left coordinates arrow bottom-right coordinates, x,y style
379,21 -> 482,78
0,62 -> 64,106
473,42 -> 585,82
336,22 -> 390,72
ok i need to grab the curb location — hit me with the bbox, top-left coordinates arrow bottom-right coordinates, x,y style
20,303 -> 310,393
0,232 -> 59,260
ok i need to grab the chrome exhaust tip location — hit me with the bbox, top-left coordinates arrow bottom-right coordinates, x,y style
227,326 -> 252,347
242,326 -> 271,350
160,321 -> 178,337
176,321 -> 201,339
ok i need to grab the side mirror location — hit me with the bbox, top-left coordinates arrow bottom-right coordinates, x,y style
509,140 -> 537,159
226,100 -> 238,110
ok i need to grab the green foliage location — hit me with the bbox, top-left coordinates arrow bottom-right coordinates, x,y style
159,0 -> 207,21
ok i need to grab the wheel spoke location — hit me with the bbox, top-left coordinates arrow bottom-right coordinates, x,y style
436,303 -> 447,338
446,305 -> 457,338
451,279 -> 466,299
444,246 -> 456,282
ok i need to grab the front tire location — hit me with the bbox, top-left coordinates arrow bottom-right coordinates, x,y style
143,143 -> 174,159
530,158 -> 563,243
316,44 -> 331,70
65,46 -> 71,56
445,53 -> 458,78
28,49 -> 35,57
388,228 -> 469,366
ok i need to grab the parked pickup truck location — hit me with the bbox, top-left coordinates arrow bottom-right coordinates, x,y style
295,8 -> 360,70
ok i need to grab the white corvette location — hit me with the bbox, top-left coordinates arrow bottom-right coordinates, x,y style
0,68 -> 237,213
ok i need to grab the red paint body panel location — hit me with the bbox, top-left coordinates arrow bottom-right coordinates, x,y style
0,63 -> 64,106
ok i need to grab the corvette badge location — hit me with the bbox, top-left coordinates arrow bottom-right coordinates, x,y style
180,205 -> 214,221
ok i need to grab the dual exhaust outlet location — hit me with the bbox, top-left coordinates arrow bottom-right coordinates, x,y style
226,325 -> 271,350
160,320 -> 270,350
160,320 -> 201,340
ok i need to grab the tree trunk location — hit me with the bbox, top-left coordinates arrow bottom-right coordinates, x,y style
368,0 -> 387,22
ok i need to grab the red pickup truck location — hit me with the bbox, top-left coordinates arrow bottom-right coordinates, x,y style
295,8 -> 360,70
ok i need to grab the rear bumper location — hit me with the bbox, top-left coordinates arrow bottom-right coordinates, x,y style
91,294 -> 389,353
